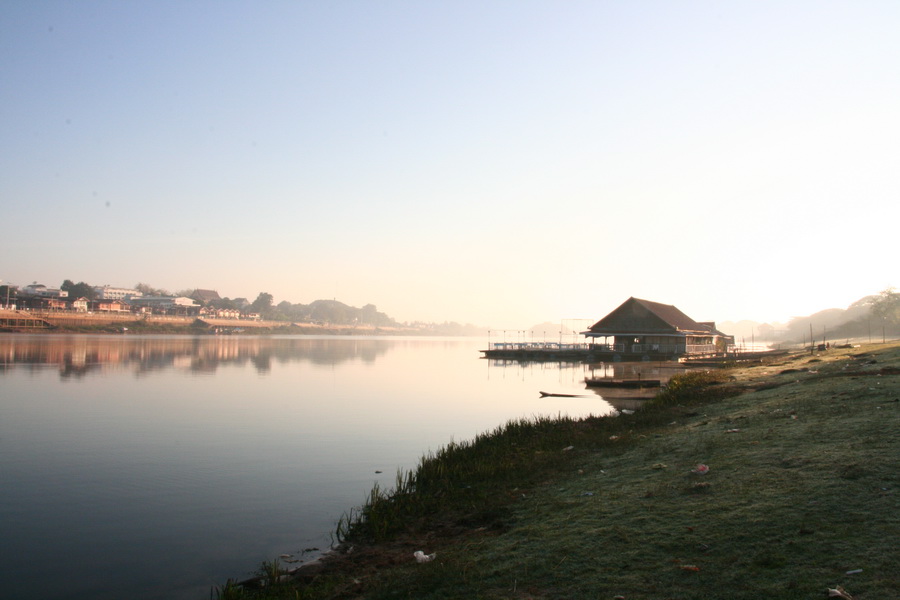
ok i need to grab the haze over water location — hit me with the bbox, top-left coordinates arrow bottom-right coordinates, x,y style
1,334 -> 627,600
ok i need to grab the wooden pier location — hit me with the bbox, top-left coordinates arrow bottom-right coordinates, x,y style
481,342 -> 696,362
481,341 -> 769,363
0,309 -> 52,330
481,342 -> 595,361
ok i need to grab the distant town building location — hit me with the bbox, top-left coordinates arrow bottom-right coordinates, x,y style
1,283 -> 19,309
22,284 -> 68,298
200,306 -> 241,319
91,299 -> 130,313
71,297 -> 89,312
190,289 -> 221,304
129,296 -> 200,315
93,285 -> 143,300
44,298 -> 68,310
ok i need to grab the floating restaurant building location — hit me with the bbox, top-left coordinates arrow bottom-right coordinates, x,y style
582,297 -> 733,361
482,297 -> 734,362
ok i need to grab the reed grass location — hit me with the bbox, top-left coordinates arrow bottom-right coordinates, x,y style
335,414 -> 600,544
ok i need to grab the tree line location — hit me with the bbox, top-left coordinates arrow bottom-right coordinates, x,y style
50,280 -> 401,327
240,293 -> 399,327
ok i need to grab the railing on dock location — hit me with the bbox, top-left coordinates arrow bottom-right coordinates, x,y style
483,341 -> 730,362
486,342 -> 694,353
488,342 -> 591,352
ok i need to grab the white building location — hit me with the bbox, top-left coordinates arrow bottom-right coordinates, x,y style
129,296 -> 199,314
22,284 -> 68,298
93,285 -> 143,300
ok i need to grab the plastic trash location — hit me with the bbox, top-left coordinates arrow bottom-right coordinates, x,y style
827,586 -> 854,599
691,464 -> 710,475
414,551 -> 436,563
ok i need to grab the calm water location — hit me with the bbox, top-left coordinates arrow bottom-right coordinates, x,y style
0,334 -> 669,599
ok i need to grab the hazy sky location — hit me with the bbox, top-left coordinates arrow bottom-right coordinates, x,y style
2,1 -> 897,328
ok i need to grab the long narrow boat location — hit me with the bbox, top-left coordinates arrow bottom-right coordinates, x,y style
584,378 -> 661,388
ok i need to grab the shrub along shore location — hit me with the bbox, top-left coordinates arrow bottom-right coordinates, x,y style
216,343 -> 899,600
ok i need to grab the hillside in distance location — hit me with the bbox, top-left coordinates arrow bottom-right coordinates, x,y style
719,290 -> 898,343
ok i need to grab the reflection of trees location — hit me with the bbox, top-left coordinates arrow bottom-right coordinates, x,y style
0,336 -> 393,378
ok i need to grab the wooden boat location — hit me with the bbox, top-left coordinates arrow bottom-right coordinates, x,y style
584,378 -> 661,389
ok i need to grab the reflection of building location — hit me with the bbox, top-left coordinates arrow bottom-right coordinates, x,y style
0,336 -> 393,376
584,297 -> 734,360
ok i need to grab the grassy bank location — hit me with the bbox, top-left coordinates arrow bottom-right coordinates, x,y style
218,343 -> 899,600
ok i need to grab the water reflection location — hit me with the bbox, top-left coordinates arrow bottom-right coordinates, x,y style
0,334 -> 655,600
584,360 -> 687,381
485,357 -> 689,411
0,335 -> 393,378
584,361 -> 688,410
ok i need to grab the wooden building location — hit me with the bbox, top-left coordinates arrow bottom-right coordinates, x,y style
92,300 -> 131,313
583,297 -> 733,360
71,297 -> 89,312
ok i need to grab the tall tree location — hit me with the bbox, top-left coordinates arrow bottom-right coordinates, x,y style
869,287 -> 900,325
61,280 -> 96,300
250,292 -> 274,316
135,283 -> 170,296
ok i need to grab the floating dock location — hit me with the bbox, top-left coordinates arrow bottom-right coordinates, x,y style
481,341 -> 772,363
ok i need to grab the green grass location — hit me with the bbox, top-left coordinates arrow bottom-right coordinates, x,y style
219,343 -> 900,600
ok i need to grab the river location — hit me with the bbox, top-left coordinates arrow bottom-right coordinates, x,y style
0,334 -> 675,599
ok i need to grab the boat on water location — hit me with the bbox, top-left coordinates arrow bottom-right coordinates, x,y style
584,378 -> 661,389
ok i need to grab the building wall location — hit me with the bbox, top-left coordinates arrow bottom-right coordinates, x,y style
93,286 -> 143,300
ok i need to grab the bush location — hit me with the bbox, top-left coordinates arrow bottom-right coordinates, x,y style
651,370 -> 732,406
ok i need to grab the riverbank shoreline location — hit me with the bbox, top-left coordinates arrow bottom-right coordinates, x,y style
0,309 -> 433,336
222,342 -> 899,599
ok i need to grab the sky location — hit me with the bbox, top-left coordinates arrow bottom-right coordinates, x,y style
2,1 -> 898,329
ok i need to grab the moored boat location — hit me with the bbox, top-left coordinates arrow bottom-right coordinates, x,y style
584,378 -> 661,388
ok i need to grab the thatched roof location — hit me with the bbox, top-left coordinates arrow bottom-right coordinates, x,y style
585,297 -> 714,336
